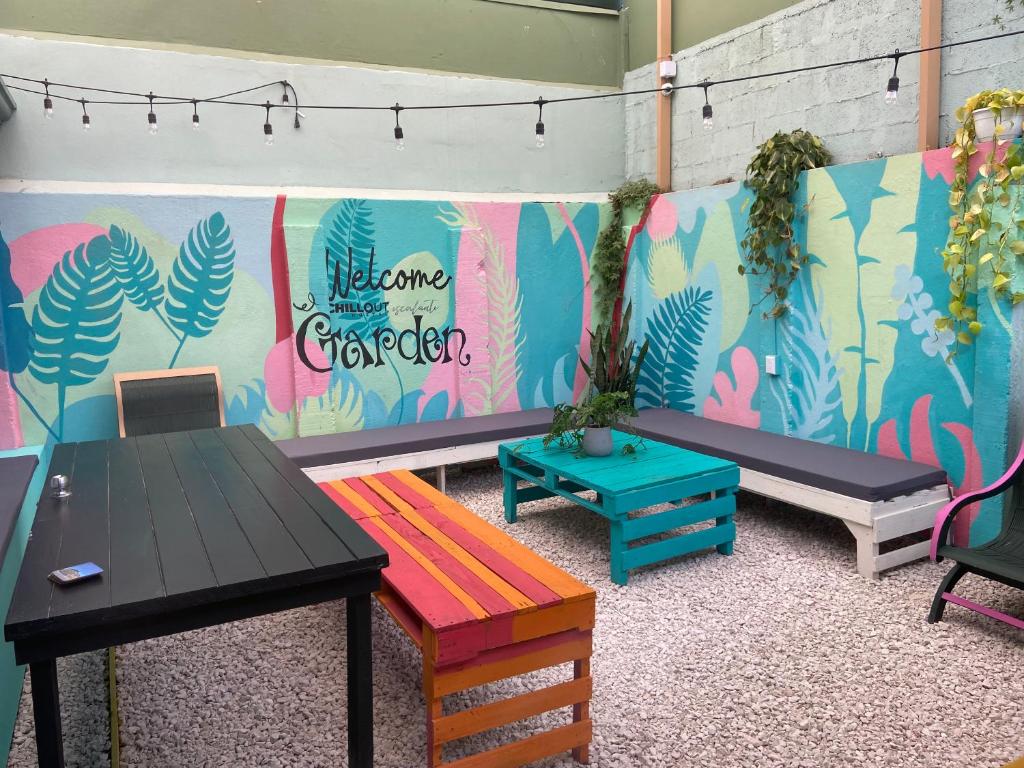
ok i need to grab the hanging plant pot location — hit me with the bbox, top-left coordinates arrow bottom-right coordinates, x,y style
972,106 -> 1024,142
582,426 -> 613,457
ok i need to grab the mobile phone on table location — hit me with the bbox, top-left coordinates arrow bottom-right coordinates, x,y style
48,562 -> 103,585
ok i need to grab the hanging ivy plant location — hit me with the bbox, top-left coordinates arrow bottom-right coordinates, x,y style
939,88 -> 1024,355
592,178 -> 661,327
739,129 -> 831,319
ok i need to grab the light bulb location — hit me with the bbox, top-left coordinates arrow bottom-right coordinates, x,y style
192,115 -> 200,132
536,134 -> 546,149
44,97 -> 53,119
885,76 -> 899,105
702,103 -> 714,131
81,116 -> 91,132
148,112 -> 158,135
264,121 -> 274,145
395,136 -> 406,151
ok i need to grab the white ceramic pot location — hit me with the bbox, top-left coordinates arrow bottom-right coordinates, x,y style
972,106 -> 1024,143
582,426 -> 613,457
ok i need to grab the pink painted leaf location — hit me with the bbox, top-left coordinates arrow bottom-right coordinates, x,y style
264,335 -> 331,415
702,346 -> 760,429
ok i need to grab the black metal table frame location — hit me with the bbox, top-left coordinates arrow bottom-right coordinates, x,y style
14,574 -> 378,768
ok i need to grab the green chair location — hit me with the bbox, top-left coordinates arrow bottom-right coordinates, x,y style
928,441 -> 1024,630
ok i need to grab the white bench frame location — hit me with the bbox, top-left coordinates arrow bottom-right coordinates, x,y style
300,441 -> 950,580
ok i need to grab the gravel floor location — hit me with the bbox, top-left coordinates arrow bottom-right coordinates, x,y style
7,466 -> 1024,768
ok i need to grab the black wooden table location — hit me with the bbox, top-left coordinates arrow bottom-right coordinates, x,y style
3,424 -> 388,768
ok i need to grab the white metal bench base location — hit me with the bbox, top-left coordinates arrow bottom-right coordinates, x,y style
299,443 -> 949,580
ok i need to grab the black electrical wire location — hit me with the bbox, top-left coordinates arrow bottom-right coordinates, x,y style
1,27 -> 1021,117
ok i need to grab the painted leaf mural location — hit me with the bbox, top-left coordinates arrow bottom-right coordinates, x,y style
0,224 -> 31,374
166,212 -> 235,366
636,285 -> 713,411
29,235 -> 123,437
325,198 -> 385,337
515,202 -> 594,408
107,225 -> 164,312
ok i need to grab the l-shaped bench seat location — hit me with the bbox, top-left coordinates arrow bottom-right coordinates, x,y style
280,407 -> 950,579
279,408 -> 554,491
628,409 -> 950,579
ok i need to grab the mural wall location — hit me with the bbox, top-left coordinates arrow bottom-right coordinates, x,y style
625,148 -> 1017,545
0,193 -> 603,450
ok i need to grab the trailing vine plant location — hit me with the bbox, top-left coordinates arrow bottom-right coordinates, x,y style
939,88 -> 1024,355
739,129 -> 831,319
592,178 -> 661,327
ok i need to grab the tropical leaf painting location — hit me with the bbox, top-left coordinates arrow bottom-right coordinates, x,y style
0,224 -> 31,374
636,285 -> 713,411
770,277 -> 844,443
166,212 -> 235,366
107,224 -> 180,344
807,155 -> 918,450
515,203 -> 596,408
29,235 -> 123,438
325,199 -> 385,337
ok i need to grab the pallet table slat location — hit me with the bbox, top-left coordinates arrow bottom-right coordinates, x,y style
502,431 -> 739,585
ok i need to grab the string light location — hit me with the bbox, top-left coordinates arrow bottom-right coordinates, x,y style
147,91 -> 158,135
885,50 -> 901,105
79,99 -> 90,132
1,27 -> 1020,141
42,78 -> 53,119
701,81 -> 713,131
534,97 -> 546,148
392,103 -> 405,151
263,101 -> 274,146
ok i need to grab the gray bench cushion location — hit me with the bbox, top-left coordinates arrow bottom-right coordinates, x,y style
0,454 -> 39,564
628,408 -> 947,502
278,408 -> 554,468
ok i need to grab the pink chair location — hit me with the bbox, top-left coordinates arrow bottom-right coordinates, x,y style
928,441 -> 1024,630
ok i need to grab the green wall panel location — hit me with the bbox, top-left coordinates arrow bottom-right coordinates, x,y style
0,0 -> 623,87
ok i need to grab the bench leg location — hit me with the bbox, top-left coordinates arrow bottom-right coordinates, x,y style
572,657 -> 591,764
30,658 -> 65,768
503,470 -> 518,524
843,521 -> 880,580
435,465 -> 446,494
928,562 -> 968,624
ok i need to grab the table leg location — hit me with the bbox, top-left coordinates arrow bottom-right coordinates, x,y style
347,593 -> 373,768
610,519 -> 627,586
30,659 -> 65,768
503,470 -> 518,523
715,490 -> 736,555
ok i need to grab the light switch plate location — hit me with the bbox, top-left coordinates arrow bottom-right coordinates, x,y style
765,355 -> 778,376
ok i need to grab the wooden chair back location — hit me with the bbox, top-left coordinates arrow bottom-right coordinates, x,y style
113,366 -> 226,438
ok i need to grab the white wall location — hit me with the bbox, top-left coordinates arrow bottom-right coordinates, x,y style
0,31 -> 626,194
624,0 -> 1024,190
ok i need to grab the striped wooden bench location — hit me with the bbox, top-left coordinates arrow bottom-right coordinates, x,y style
319,469 -> 596,768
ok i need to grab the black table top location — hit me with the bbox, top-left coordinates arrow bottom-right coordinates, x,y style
3,424 -> 387,660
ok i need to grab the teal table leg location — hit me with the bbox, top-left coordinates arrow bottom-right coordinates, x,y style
503,469 -> 518,523
610,519 -> 627,585
716,491 -> 736,555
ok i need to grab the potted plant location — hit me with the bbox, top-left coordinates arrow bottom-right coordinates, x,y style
964,88 -> 1024,143
544,302 -> 649,457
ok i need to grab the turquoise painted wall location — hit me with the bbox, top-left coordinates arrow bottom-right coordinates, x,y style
0,445 -> 46,767
626,147 -> 1016,545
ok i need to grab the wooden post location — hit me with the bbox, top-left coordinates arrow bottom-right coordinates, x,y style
655,0 -> 673,191
918,0 -> 942,151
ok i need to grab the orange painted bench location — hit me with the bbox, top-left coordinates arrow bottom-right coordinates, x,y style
319,469 -> 596,768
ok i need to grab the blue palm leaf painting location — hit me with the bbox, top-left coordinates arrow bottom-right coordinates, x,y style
166,212 -> 235,366
326,199 -> 386,337
29,235 -> 123,439
636,285 -> 713,412
107,224 -> 179,342
0,224 -> 31,374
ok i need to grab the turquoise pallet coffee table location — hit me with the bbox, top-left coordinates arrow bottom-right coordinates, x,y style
499,431 -> 739,585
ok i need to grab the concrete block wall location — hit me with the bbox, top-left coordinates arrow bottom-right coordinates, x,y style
625,0 -> 1024,190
